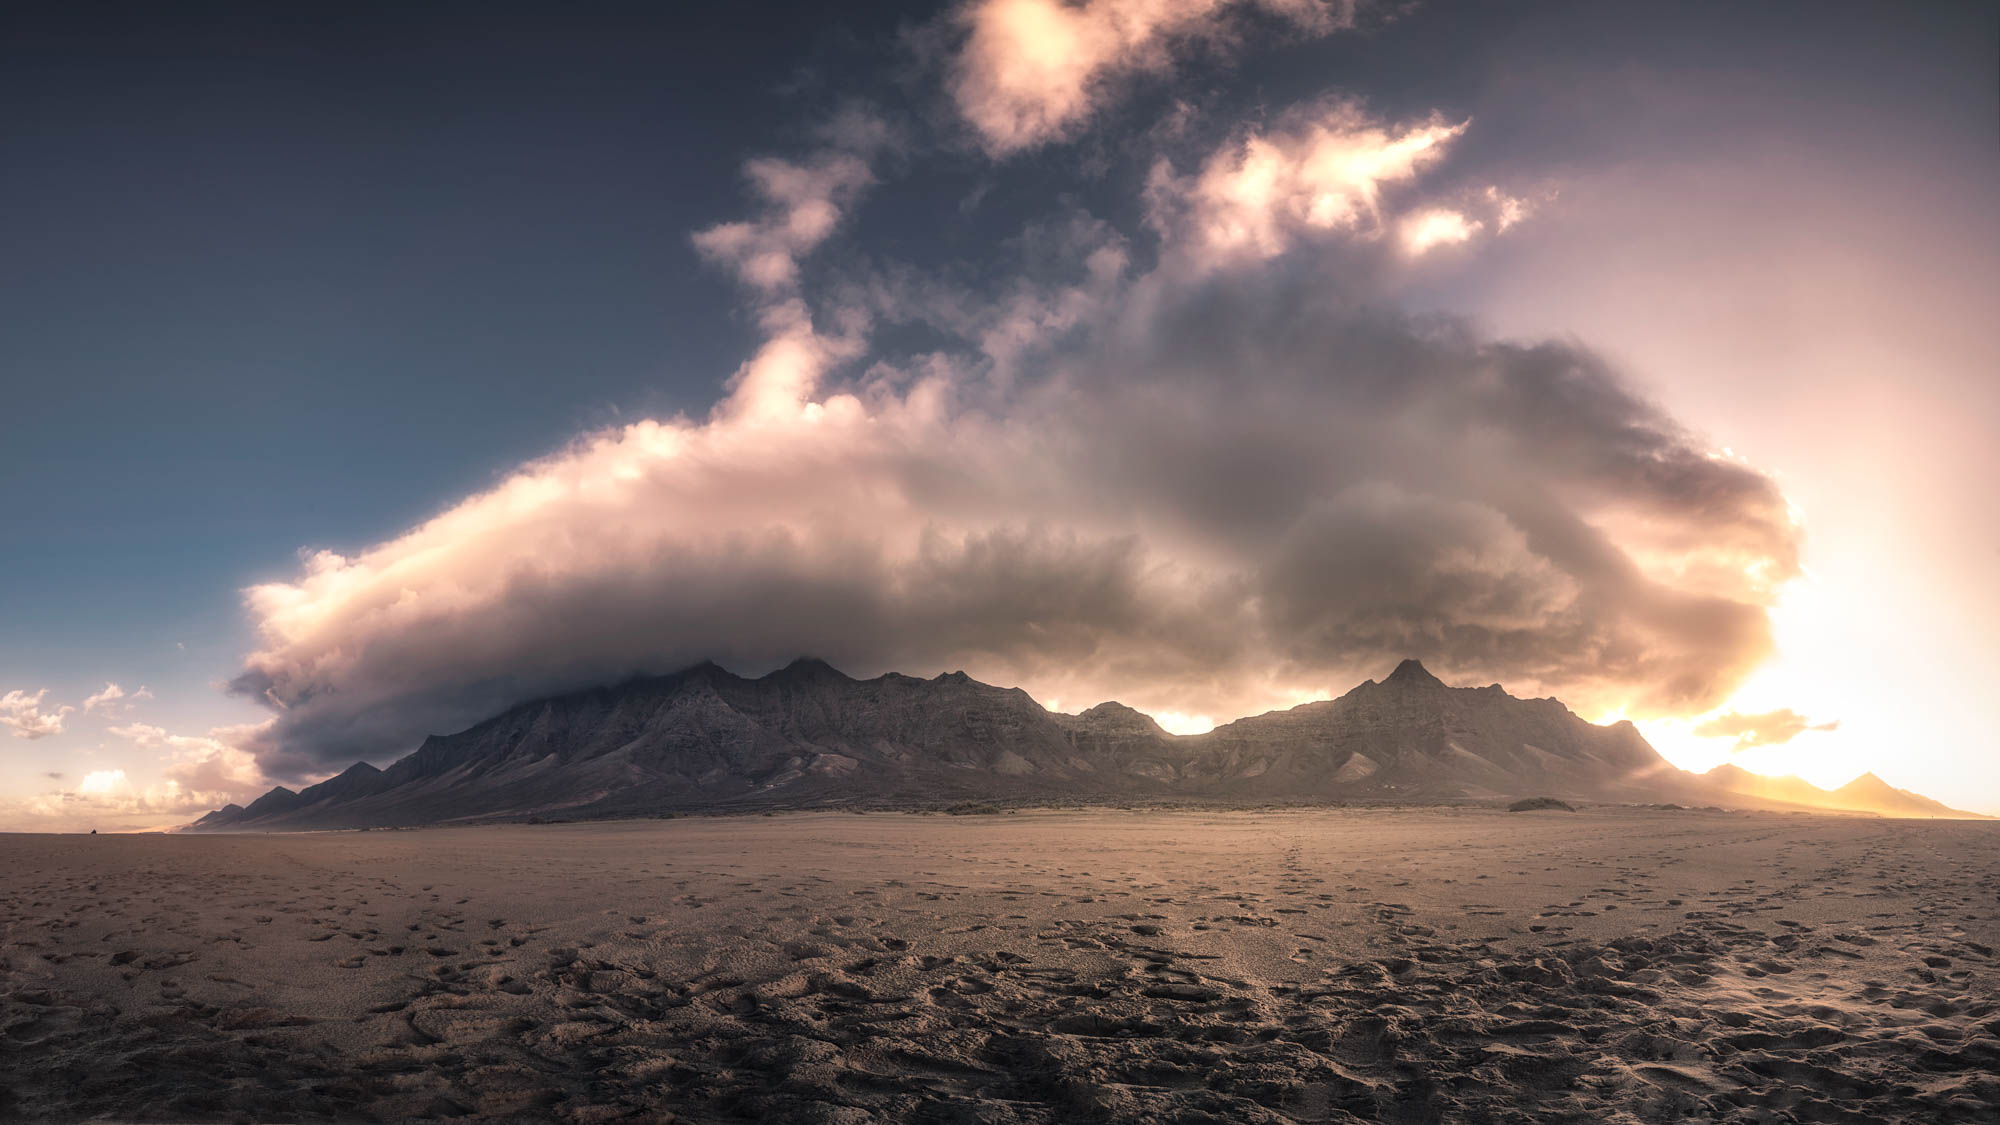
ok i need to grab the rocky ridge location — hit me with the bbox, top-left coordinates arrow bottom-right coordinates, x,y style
190,659 -> 1986,829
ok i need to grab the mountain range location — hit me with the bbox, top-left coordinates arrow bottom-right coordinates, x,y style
189,658 -> 1986,830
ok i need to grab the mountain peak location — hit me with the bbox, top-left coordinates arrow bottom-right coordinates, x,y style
1383,658 -> 1443,687
1073,701 -> 1170,735
772,657 -> 849,681
241,785 -> 304,817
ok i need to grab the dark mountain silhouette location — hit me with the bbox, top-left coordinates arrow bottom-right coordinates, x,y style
189,802 -> 245,829
189,659 -> 1987,830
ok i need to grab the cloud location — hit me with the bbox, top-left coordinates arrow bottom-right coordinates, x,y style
105,721 -> 269,807
1485,185 -> 1535,232
690,112 -> 892,298
1693,708 -> 1840,753
1,689 -> 71,740
13,778 -> 224,830
212,67 -> 1798,783
78,769 -> 126,795
691,155 -> 872,293
1400,208 -> 1481,255
1145,101 -> 1468,265
947,0 -> 1360,155
81,682 -> 152,714
227,253 -> 1797,779
0,721 -> 269,831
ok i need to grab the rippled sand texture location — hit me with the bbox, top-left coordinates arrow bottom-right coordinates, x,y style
4,809 -> 1999,1123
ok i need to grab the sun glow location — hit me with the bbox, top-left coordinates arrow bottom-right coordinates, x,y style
1148,711 -> 1216,736
1619,572 -> 1877,790
77,769 -> 128,795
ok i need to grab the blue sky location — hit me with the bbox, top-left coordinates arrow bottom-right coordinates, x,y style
4,0 -> 1996,826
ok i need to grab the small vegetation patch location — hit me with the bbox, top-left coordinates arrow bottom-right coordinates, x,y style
944,802 -> 1005,816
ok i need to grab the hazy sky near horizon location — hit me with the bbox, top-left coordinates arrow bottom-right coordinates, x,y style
3,0 -> 1995,828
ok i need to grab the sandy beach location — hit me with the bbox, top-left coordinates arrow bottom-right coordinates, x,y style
5,807 -> 1998,1122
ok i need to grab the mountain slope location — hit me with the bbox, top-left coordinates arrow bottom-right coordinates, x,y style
189,659 -> 1986,830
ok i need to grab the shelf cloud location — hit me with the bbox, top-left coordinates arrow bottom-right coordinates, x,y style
223,63 -> 1800,782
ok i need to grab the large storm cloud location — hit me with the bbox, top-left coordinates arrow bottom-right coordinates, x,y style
225,17 -> 1800,780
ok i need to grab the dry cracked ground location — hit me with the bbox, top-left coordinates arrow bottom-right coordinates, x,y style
4,808 -> 1999,1123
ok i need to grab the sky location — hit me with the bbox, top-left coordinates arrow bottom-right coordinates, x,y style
2,0 -> 1995,829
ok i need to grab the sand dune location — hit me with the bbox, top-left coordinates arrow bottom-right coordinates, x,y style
5,808 -> 1999,1122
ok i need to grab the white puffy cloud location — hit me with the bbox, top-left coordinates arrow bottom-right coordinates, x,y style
78,769 -> 126,795
105,721 -> 269,807
1,688 -> 71,740
81,682 -> 151,714
948,0 -> 1360,155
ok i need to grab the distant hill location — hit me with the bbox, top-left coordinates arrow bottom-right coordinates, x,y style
188,659 -> 1988,830
1696,763 -> 1980,819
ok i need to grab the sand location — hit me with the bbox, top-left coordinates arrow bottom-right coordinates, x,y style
4,807 -> 1998,1123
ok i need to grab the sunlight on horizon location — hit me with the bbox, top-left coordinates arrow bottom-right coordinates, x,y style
1149,712 -> 1217,737
1617,572 -> 1880,791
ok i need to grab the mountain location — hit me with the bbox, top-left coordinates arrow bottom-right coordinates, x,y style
1829,772 -> 1972,818
189,802 -> 246,829
189,658 -> 1987,830
1171,660 -> 1683,801
1698,763 -> 1980,819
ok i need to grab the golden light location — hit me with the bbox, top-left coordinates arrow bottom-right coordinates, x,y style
1626,569 -> 1873,790
1148,711 -> 1217,736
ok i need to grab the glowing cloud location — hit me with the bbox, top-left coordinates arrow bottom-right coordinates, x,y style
1693,708 -> 1840,753
105,720 -> 269,807
948,0 -> 1359,155
78,769 -> 127,796
1146,102 -> 1467,263
1400,207 -> 1481,255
